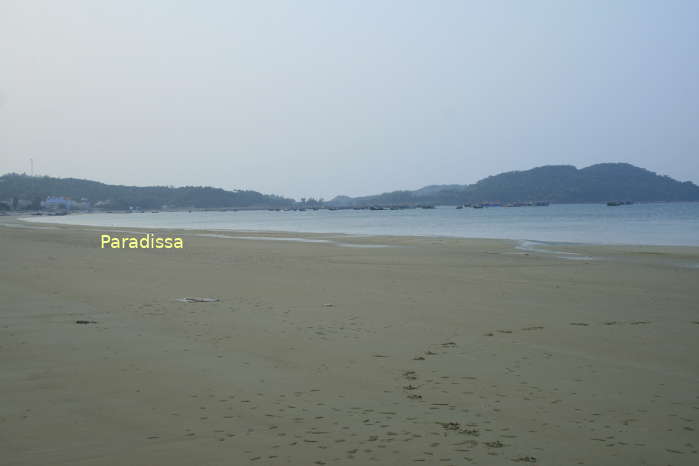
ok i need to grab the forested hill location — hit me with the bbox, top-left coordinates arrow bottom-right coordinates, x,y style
0,174 -> 294,209
329,163 -> 699,206
4,163 -> 698,210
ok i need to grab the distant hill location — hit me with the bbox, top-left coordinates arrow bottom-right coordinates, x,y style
3,163 -> 697,211
0,174 -> 294,210
329,163 -> 699,206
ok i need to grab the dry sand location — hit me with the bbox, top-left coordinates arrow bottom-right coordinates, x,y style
1,218 -> 698,465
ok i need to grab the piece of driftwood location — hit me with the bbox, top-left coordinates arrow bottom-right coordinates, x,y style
176,297 -> 220,303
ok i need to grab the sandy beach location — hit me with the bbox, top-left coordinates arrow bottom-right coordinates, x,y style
1,219 -> 698,466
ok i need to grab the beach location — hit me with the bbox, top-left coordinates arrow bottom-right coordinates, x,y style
2,219 -> 698,465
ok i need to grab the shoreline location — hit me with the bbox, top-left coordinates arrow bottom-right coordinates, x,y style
13,213 -> 699,251
11,215 -> 699,268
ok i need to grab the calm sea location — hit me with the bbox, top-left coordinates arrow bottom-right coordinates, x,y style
23,202 -> 699,246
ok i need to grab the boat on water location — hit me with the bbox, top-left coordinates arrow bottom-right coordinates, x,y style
607,201 -> 633,206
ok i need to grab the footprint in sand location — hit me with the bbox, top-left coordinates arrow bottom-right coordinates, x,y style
485,440 -> 505,448
437,421 -> 461,431
512,456 -> 537,462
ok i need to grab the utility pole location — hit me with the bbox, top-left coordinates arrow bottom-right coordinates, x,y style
30,158 -> 34,176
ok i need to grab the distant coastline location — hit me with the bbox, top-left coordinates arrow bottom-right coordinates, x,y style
2,163 -> 699,214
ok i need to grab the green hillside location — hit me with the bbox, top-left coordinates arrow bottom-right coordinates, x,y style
0,174 -> 294,210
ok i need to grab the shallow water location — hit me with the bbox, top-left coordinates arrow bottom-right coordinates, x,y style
23,202 -> 699,246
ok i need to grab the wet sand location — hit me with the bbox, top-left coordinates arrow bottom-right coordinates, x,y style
1,219 -> 698,465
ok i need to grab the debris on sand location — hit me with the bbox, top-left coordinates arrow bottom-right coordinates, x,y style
437,421 -> 461,431
75,320 -> 97,324
176,297 -> 220,303
513,456 -> 537,462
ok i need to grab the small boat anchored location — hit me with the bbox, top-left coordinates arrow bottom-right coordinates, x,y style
607,201 -> 633,206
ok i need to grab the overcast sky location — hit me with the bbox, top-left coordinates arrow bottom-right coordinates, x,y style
1,1 -> 697,199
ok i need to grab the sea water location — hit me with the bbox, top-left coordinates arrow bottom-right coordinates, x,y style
23,202 -> 699,246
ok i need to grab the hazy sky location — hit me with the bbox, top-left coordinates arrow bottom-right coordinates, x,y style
1,1 -> 697,199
